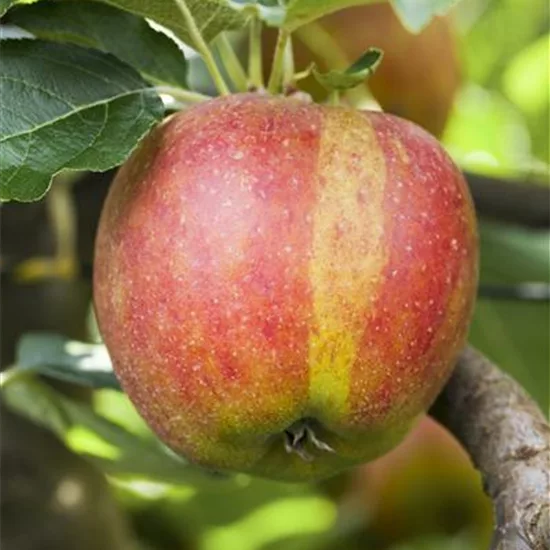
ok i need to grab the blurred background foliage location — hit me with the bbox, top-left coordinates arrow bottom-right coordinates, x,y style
1,0 -> 549,549
446,0 -> 550,415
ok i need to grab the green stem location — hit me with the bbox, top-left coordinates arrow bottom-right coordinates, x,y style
295,21 -> 350,71
248,16 -> 263,89
267,28 -> 290,94
282,34 -> 295,88
172,0 -> 230,95
155,86 -> 213,104
293,65 -> 314,82
49,176 -> 78,276
214,34 -> 248,92
328,90 -> 340,106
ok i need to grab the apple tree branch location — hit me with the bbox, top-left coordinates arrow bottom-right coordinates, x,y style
430,346 -> 550,550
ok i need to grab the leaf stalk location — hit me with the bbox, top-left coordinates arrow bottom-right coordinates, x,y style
215,34 -> 248,92
172,0 -> 230,95
155,86 -> 212,104
267,28 -> 290,94
248,16 -> 264,88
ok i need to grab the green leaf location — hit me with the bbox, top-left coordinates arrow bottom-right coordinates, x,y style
16,332 -> 119,389
0,0 -> 38,17
6,1 -> 188,88
0,23 -> 34,39
501,32 -> 550,166
200,495 -> 336,550
2,376 -> 237,487
227,0 -> 286,26
94,389 -> 154,438
229,0 -> 374,29
0,39 -> 164,202
83,0 -> 246,48
312,48 -> 383,91
1,377 -> 72,437
469,221 -> 550,413
0,0 -> 17,16
391,0 -> 459,32
284,0 -> 377,30
502,33 -> 550,117
443,85 -> 532,177
230,0 -> 457,31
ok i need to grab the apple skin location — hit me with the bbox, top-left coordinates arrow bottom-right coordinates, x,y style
263,4 -> 461,137
93,93 -> 478,482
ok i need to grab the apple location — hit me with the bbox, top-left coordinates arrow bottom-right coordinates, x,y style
317,417 -> 493,548
263,3 -> 461,137
93,93 -> 478,482
351,417 -> 493,546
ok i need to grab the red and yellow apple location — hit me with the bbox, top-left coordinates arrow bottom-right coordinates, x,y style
263,3 -> 461,137
93,93 -> 477,482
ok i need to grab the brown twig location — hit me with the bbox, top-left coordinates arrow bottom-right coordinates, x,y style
466,172 -> 550,228
430,346 -> 550,550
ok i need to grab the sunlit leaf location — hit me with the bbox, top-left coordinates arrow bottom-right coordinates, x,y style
2,376 -> 238,487
201,496 -> 336,550
443,85 -> 532,177
283,0 -> 377,30
0,0 -> 38,16
94,389 -> 153,438
0,0 -> 16,15
230,0 -> 458,31
391,0 -> 458,32
228,1 -> 375,29
2,377 -> 70,436
0,23 -> 34,38
502,33 -> 550,117
16,332 -> 119,388
66,425 -> 122,459
462,0 -> 548,86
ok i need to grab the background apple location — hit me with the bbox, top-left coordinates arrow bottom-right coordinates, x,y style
262,3 -> 461,137
355,417 -> 493,547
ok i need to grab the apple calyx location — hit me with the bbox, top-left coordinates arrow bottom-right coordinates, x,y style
284,418 -> 335,462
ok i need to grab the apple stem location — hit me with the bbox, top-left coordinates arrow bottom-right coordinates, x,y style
172,0 -> 230,96
267,28 -> 290,94
248,16 -> 264,89
329,90 -> 340,106
214,34 -> 249,92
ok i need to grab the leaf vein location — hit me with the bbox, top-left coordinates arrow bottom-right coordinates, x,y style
1,132 -> 33,189
0,88 -> 159,144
